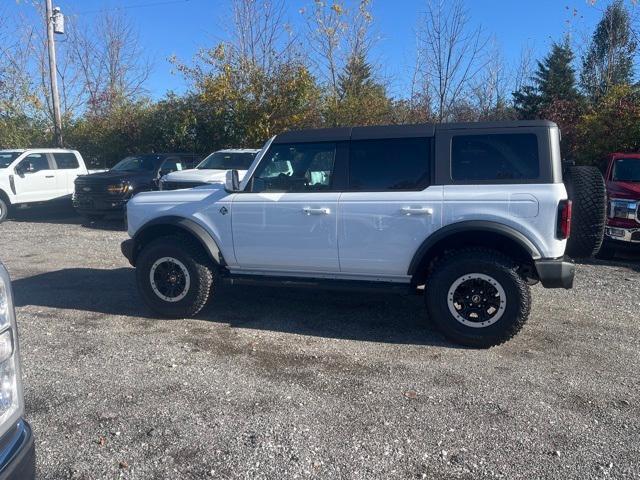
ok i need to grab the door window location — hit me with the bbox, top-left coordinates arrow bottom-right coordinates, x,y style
250,143 -> 336,193
159,157 -> 189,175
19,154 -> 50,173
53,152 -> 79,169
348,137 -> 431,191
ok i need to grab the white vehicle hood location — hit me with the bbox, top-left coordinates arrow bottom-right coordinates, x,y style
163,168 -> 248,184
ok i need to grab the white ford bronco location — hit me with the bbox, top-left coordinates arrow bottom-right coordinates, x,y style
122,121 -> 577,347
0,149 -> 89,223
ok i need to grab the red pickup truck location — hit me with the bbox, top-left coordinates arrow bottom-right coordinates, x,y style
600,153 -> 640,257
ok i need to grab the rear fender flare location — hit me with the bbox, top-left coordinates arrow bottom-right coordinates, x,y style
407,221 -> 542,276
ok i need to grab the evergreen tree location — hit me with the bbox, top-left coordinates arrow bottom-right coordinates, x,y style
581,0 -> 636,101
513,39 -> 579,119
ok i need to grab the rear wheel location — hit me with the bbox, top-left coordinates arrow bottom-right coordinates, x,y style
0,197 -> 8,223
563,165 -> 606,258
136,236 -> 214,318
425,249 -> 531,348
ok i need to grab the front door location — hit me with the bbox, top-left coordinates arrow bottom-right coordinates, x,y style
231,141 -> 341,273
13,153 -> 58,203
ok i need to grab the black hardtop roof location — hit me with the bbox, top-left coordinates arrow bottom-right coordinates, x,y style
273,120 -> 557,144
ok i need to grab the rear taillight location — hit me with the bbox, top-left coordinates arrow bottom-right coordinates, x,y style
557,200 -> 572,239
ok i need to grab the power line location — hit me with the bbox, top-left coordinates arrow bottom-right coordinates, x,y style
73,0 -> 191,16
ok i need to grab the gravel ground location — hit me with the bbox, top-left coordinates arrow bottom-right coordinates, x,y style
0,203 -> 639,479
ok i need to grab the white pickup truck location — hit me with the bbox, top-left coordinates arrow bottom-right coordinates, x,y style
0,149 -> 90,222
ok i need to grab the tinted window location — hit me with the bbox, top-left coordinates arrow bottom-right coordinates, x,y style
19,154 -> 50,173
0,152 -> 20,169
451,134 -> 539,181
349,137 -> 431,191
251,143 -> 335,193
160,157 -> 189,174
53,152 -> 79,169
198,152 -> 257,170
112,155 -> 157,172
612,158 -> 640,182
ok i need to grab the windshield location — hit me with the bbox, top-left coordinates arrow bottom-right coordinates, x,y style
111,155 -> 158,172
0,152 -> 21,169
197,151 -> 256,170
612,158 -> 640,182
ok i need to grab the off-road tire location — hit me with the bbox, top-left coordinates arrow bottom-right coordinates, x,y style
136,236 -> 214,318
425,248 -> 531,348
0,197 -> 8,223
563,165 -> 606,258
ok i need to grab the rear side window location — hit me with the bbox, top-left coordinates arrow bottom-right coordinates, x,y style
451,134 -> 539,181
53,152 -> 79,169
348,137 -> 431,191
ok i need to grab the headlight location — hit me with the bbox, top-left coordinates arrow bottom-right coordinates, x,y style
609,199 -> 639,219
0,266 -> 23,440
107,184 -> 130,194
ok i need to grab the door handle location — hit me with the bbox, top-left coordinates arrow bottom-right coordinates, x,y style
401,206 -> 433,216
302,207 -> 331,215
45,175 -> 55,178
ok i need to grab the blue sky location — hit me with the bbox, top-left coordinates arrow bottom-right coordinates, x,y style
4,0 -> 626,99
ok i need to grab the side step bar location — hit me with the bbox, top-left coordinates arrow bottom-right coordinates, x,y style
222,274 -> 416,295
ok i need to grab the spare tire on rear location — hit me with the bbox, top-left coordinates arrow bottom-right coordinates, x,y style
563,165 -> 606,258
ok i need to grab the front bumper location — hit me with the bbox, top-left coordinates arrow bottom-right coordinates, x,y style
0,420 -> 35,480
535,257 -> 575,289
605,226 -> 640,243
73,193 -> 128,215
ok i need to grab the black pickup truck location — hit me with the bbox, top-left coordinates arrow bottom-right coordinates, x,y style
73,153 -> 201,219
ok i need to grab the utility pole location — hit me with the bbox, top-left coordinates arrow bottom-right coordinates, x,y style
45,0 -> 63,147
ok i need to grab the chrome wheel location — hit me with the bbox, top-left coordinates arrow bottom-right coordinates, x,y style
149,257 -> 191,302
447,273 -> 506,328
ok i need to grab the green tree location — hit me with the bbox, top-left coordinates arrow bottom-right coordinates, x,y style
514,39 -> 580,119
330,53 -> 392,126
576,84 -> 640,165
581,0 -> 636,101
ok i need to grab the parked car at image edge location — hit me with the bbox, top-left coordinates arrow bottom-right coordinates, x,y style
73,153 -> 201,219
120,121 -> 605,348
0,149 -> 90,223
160,149 -> 260,191
0,262 -> 35,479
598,153 -> 640,258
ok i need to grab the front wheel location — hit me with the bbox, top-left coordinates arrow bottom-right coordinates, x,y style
0,197 -> 8,223
136,236 -> 215,318
425,249 -> 531,348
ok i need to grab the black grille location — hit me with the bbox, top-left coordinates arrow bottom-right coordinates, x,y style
632,231 -> 640,242
161,181 -> 207,191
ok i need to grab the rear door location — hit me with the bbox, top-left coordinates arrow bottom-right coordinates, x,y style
338,136 -> 443,278
51,152 -> 82,196
231,142 -> 342,272
12,153 -> 58,203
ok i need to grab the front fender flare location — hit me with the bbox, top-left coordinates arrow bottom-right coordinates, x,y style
131,216 -> 223,266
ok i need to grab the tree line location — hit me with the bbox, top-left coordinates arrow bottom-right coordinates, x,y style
1,0 -> 639,168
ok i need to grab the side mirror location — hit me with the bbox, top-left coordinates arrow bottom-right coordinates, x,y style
225,169 -> 240,192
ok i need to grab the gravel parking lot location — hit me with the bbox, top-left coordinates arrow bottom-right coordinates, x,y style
1,204 -> 639,479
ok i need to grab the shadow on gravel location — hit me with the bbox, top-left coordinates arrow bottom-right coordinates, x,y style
8,202 -> 126,231
576,255 -> 640,273
12,267 -> 451,346
8,202 -> 82,226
